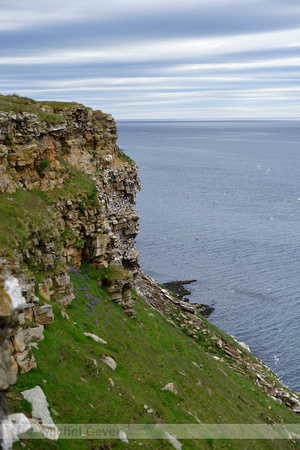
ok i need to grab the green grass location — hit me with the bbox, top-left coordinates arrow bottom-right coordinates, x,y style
8,264 -> 300,449
117,148 -> 135,166
0,189 -> 57,262
39,157 -> 99,206
0,94 -> 80,125
0,159 -> 99,263
90,263 -> 133,283
37,100 -> 83,110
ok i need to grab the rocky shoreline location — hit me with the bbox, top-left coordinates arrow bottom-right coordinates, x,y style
162,279 -> 215,318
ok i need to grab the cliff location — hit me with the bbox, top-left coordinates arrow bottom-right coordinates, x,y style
0,95 -> 141,360
0,95 -> 141,445
0,95 -> 299,449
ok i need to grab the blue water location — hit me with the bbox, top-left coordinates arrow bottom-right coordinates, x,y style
117,120 -> 300,391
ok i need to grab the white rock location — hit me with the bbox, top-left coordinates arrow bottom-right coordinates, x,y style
192,361 -> 203,370
21,386 -> 59,440
101,356 -> 117,370
216,339 -> 223,349
61,310 -> 69,321
84,332 -> 107,344
4,276 -> 26,311
118,430 -> 129,443
238,341 -> 251,352
164,431 -> 182,450
1,413 -> 31,450
162,383 -> 178,394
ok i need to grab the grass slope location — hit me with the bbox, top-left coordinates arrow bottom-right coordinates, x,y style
8,265 -> 300,449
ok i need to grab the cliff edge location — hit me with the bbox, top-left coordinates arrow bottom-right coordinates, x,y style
0,95 -> 299,449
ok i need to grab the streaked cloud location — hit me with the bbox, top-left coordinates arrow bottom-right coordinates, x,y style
0,0 -> 299,118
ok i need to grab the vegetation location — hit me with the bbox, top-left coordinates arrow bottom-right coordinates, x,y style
117,147 -> 135,166
38,160 -> 51,170
92,263 -> 133,283
2,94 -> 299,449
0,189 -> 57,263
0,94 -> 82,125
35,157 -> 99,207
7,264 -> 300,449
0,159 -> 99,263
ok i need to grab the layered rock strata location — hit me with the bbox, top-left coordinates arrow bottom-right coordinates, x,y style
0,98 -> 140,377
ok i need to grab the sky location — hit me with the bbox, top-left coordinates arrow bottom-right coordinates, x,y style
1,0 -> 300,119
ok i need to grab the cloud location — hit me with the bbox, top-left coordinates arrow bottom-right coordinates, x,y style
0,0 -> 300,118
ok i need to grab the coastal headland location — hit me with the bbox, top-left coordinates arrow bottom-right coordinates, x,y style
0,95 -> 299,449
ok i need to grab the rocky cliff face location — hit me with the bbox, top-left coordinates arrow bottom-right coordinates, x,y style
0,96 -> 140,381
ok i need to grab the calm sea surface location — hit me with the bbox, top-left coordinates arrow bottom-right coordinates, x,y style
117,120 -> 300,391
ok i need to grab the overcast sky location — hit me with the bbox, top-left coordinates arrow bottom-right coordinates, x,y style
1,0 -> 300,119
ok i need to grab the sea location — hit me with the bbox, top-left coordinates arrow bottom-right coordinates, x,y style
117,120 -> 300,392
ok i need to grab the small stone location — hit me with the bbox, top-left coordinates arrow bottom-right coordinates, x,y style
101,356 -> 117,370
119,430 -> 129,444
216,339 -> 223,349
61,310 -> 69,320
84,332 -> 107,344
162,383 -> 178,394
192,361 -> 203,370
51,408 -> 59,417
238,341 -> 251,352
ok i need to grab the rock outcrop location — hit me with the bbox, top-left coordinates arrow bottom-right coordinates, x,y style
0,272 -> 32,449
0,96 -> 141,447
0,96 -> 140,379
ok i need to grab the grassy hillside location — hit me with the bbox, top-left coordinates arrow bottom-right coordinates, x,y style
7,264 -> 300,449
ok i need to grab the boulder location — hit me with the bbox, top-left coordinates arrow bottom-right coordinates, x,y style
21,386 -> 59,440
33,304 -> 54,325
1,413 -> 31,450
29,325 -> 45,343
14,350 -> 36,374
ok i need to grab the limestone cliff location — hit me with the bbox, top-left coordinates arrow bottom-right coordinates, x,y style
0,95 -> 140,378
1,96 -> 300,449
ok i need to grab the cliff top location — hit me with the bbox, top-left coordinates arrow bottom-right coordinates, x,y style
0,94 -> 84,125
